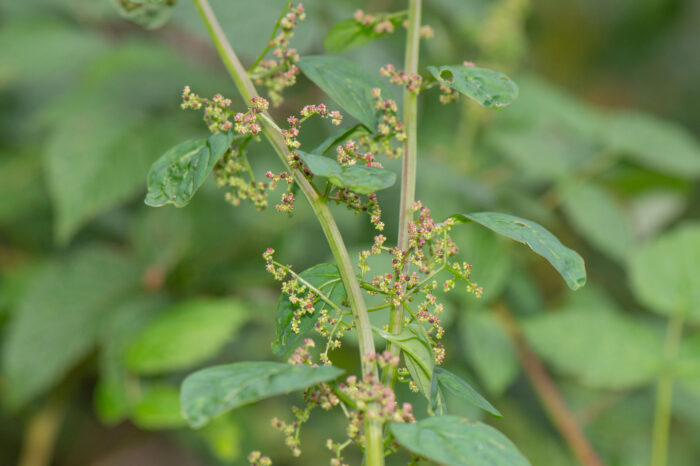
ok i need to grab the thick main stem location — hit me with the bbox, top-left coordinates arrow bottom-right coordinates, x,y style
191,1 -> 383,463
651,309 -> 685,466
384,0 -> 422,386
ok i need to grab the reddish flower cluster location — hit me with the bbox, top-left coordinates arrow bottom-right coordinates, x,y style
181,86 -> 235,133
233,96 -> 269,135
247,451 -> 272,466
381,64 -> 423,94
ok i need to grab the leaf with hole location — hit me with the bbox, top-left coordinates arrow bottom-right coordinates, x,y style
449,212 -> 586,290
272,263 -> 346,356
145,132 -> 236,208
180,362 -> 344,428
428,64 -> 519,108
391,416 -> 530,466
298,151 -> 396,194
297,56 -> 392,129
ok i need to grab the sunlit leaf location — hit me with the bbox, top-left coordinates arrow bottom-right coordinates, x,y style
450,212 -> 586,290
391,416 -> 530,466
298,151 -> 396,194
428,64 -> 519,108
181,362 -> 344,428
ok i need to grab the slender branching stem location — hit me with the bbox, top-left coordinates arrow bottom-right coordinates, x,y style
191,1 -> 384,463
384,0 -> 422,387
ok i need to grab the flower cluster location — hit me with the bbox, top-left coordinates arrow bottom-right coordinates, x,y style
214,143 -> 269,210
371,88 -> 406,157
233,96 -> 269,135
251,3 -> 306,106
328,190 -> 384,231
247,451 -> 272,466
380,64 -> 423,94
181,86 -> 235,133
352,10 -> 434,40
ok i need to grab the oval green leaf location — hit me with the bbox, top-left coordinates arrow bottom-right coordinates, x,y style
298,151 -> 396,194
428,65 -> 519,108
145,132 -> 235,208
450,212 -> 586,290
180,362 -> 344,428
297,56 -> 392,129
431,367 -> 501,417
391,416 -> 530,466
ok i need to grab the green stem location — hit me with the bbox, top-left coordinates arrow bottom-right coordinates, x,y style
191,1 -> 383,463
384,0 -> 422,387
248,0 -> 290,72
651,309 -> 685,466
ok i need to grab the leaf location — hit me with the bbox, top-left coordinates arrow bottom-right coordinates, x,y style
323,13 -> 407,53
132,383 -> 187,430
375,324 -> 434,398
461,310 -> 519,396
124,298 -> 248,375
298,151 -> 396,194
2,247 -> 141,408
522,293 -> 663,389
629,223 -> 700,320
111,0 -> 176,29
273,263 -> 346,356
561,182 -> 633,263
603,111 -> 700,178
180,362 -> 344,428
391,416 -> 530,466
431,367 -> 501,417
428,65 -> 519,108
311,124 -> 370,155
145,132 -> 236,208
297,55 -> 391,129
450,212 -> 586,290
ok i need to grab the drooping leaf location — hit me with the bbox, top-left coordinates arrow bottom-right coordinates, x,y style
428,64 -> 519,108
561,182 -> 633,263
111,0 -> 176,29
430,367 -> 501,417
298,151 -> 396,194
180,362 -> 344,428
273,263 -> 346,356
145,132 -> 236,208
391,416 -> 530,466
297,55 -> 391,129
522,293 -> 663,389
449,212 -> 586,290
629,223 -> 700,320
375,324 -> 434,398
603,111 -> 700,178
323,12 -> 407,53
461,310 -> 519,396
131,383 -> 187,430
2,247 -> 141,408
125,298 -> 248,374
311,124 -> 370,155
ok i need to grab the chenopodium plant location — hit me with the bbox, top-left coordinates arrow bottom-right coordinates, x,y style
130,1 -> 587,464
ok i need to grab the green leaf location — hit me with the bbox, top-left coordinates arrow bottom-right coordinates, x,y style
180,362 -> 344,428
132,383 -> 187,430
461,311 -> 519,396
311,124 -> 370,155
391,416 -> 530,466
431,367 -> 501,417
603,111 -> 700,178
561,182 -> 633,262
522,292 -> 663,389
145,132 -> 236,208
323,13 -> 407,53
450,212 -> 586,290
374,324 -> 434,398
298,151 -> 396,194
629,223 -> 700,320
111,0 -> 176,29
272,263 -> 346,356
297,55 -> 391,129
2,247 -> 141,408
428,65 -> 519,108
125,298 -> 248,374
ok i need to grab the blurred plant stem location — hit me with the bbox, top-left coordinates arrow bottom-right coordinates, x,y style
384,0 -> 422,388
650,308 -> 685,466
18,392 -> 67,466
191,0 -> 384,463
494,303 -> 604,466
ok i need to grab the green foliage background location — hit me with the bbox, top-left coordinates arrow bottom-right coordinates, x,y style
1,0 -> 699,464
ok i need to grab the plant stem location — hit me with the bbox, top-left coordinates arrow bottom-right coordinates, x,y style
18,393 -> 67,466
191,1 -> 383,463
651,309 -> 685,466
384,0 -> 422,387
495,304 -> 604,466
